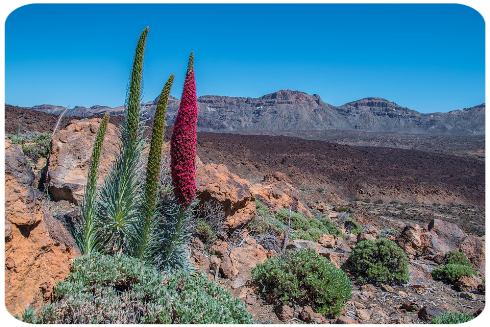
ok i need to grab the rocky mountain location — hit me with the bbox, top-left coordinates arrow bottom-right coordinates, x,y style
20,90 -> 485,135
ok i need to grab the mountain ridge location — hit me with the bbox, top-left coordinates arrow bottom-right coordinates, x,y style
11,90 -> 485,135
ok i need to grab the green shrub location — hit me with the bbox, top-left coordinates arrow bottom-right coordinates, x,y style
345,218 -> 363,235
291,230 -> 315,242
444,250 -> 472,267
343,238 -> 409,285
252,248 -> 352,318
430,312 -> 474,324
275,209 -> 310,230
33,253 -> 253,324
7,132 -> 51,163
248,215 -> 288,235
196,219 -> 216,243
316,217 -> 345,237
378,228 -> 399,238
275,208 -> 345,242
431,264 -> 477,283
255,200 -> 272,218
306,227 -> 323,242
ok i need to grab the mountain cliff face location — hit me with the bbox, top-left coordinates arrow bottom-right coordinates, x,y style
21,90 -> 485,135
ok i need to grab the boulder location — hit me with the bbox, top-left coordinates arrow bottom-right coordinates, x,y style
318,234 -> 335,248
250,173 -> 312,218
459,235 -> 485,271
196,164 -> 256,230
427,219 -> 467,254
300,306 -> 327,324
47,118 -> 120,204
357,227 -> 378,242
274,305 -> 294,321
418,306 -> 444,322
5,138 -> 79,315
229,237 -> 268,285
455,275 -> 481,292
336,316 -> 359,324
395,223 -> 430,258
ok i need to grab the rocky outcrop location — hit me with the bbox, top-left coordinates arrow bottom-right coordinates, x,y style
196,164 -> 256,230
47,118 -> 120,204
396,223 -> 431,259
5,138 -> 79,316
250,171 -> 312,217
395,219 -> 485,274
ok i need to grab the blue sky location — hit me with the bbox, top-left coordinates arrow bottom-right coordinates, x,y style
5,3 -> 485,113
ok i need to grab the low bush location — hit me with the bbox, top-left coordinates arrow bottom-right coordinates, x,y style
195,219 -> 216,244
342,238 -> 409,285
378,228 -> 399,238
7,132 -> 51,163
444,250 -> 472,267
252,248 -> 352,318
275,209 -> 344,242
430,312 -> 474,324
431,264 -> 477,283
344,218 -> 363,235
25,253 -> 253,324
275,208 -> 310,230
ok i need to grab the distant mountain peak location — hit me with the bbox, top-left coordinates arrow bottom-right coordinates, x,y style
260,89 -> 321,103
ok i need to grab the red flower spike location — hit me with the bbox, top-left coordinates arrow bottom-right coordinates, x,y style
170,52 -> 198,207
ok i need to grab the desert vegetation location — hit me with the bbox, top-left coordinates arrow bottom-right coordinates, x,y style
252,248 -> 352,318
342,238 -> 410,285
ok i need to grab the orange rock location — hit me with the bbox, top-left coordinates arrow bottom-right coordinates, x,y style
5,138 -> 79,316
196,164 -> 256,230
249,173 -> 312,218
318,234 -> 335,248
47,118 -> 120,204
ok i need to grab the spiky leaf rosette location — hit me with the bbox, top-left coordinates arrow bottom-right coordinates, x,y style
136,74 -> 174,259
170,52 -> 198,207
150,196 -> 196,273
76,114 -> 109,255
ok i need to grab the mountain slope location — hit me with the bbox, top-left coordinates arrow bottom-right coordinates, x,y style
17,90 -> 485,135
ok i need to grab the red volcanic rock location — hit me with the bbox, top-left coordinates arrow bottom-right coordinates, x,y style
396,223 -> 431,258
196,164 -> 256,230
250,172 -> 313,218
5,138 -> 79,316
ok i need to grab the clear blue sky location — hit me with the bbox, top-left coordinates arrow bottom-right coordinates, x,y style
5,3 -> 485,113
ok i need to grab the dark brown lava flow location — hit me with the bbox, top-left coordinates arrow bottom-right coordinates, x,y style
196,132 -> 484,207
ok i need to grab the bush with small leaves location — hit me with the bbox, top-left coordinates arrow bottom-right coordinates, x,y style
196,219 -> 217,244
33,253 -> 253,324
275,208 -> 344,242
252,248 -> 352,318
430,312 -> 474,324
7,132 -> 51,163
444,250 -> 472,267
431,264 -> 477,284
345,218 -> 363,235
342,238 -> 409,285
378,228 -> 399,238
275,208 -> 310,230
255,200 -> 272,218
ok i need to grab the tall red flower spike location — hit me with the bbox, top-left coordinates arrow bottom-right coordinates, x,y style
170,52 -> 198,207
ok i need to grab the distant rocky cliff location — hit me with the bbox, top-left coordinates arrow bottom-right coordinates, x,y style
20,90 -> 485,135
